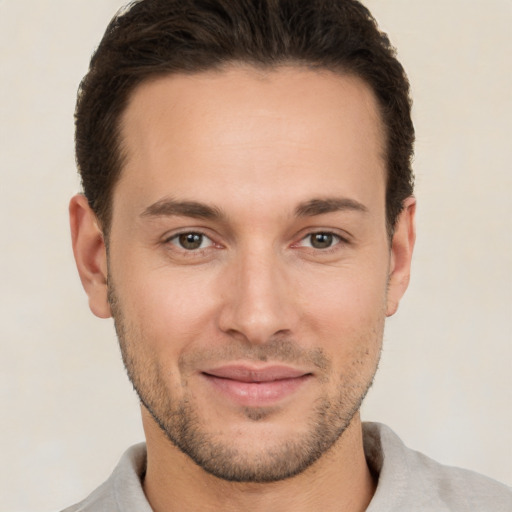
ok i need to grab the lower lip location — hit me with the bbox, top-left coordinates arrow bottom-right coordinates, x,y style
202,374 -> 311,406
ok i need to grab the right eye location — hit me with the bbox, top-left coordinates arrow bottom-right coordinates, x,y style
168,232 -> 213,251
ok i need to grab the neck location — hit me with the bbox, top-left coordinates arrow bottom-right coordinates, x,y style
142,409 -> 375,512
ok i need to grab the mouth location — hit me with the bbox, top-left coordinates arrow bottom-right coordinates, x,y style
200,364 -> 313,406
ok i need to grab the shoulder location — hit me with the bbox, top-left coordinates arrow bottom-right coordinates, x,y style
363,422 -> 512,512
60,478 -> 116,512
60,443 -> 151,512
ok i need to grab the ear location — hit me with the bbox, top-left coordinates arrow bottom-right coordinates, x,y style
386,196 -> 416,317
69,194 -> 111,319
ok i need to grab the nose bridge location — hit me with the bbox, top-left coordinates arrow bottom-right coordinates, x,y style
219,240 -> 296,343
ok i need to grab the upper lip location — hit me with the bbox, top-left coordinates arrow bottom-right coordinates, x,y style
202,365 -> 310,383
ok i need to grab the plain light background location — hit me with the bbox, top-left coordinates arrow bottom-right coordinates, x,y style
1,1 -> 511,510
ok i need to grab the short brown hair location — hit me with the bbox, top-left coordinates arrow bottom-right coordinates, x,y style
75,0 -> 414,234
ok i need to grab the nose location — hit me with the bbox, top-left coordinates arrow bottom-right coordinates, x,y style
217,247 -> 299,345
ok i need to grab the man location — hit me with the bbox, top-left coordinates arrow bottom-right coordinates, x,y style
65,0 -> 512,510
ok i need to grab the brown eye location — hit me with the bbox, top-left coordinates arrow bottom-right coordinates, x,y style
309,233 -> 335,249
175,233 -> 207,250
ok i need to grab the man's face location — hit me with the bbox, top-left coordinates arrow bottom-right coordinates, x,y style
76,66 -> 414,482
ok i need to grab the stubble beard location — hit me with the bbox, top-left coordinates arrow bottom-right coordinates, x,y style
108,283 -> 383,483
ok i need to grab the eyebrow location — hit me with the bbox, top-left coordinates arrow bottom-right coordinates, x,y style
294,197 -> 368,217
141,198 -> 224,220
141,196 -> 368,221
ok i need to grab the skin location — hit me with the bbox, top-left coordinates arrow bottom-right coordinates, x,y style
70,66 -> 415,512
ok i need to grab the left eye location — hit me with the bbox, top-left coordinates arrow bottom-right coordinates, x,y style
300,232 -> 341,249
169,232 -> 213,250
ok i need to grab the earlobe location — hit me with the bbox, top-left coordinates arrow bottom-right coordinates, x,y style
386,196 -> 416,317
69,194 -> 111,319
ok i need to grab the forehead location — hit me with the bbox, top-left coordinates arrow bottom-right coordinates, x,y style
116,66 -> 386,218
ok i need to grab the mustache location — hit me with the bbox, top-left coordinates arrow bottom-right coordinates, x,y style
178,337 -> 331,374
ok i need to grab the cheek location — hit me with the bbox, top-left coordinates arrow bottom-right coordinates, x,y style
299,263 -> 388,330
117,264 -> 221,354
296,263 -> 388,366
